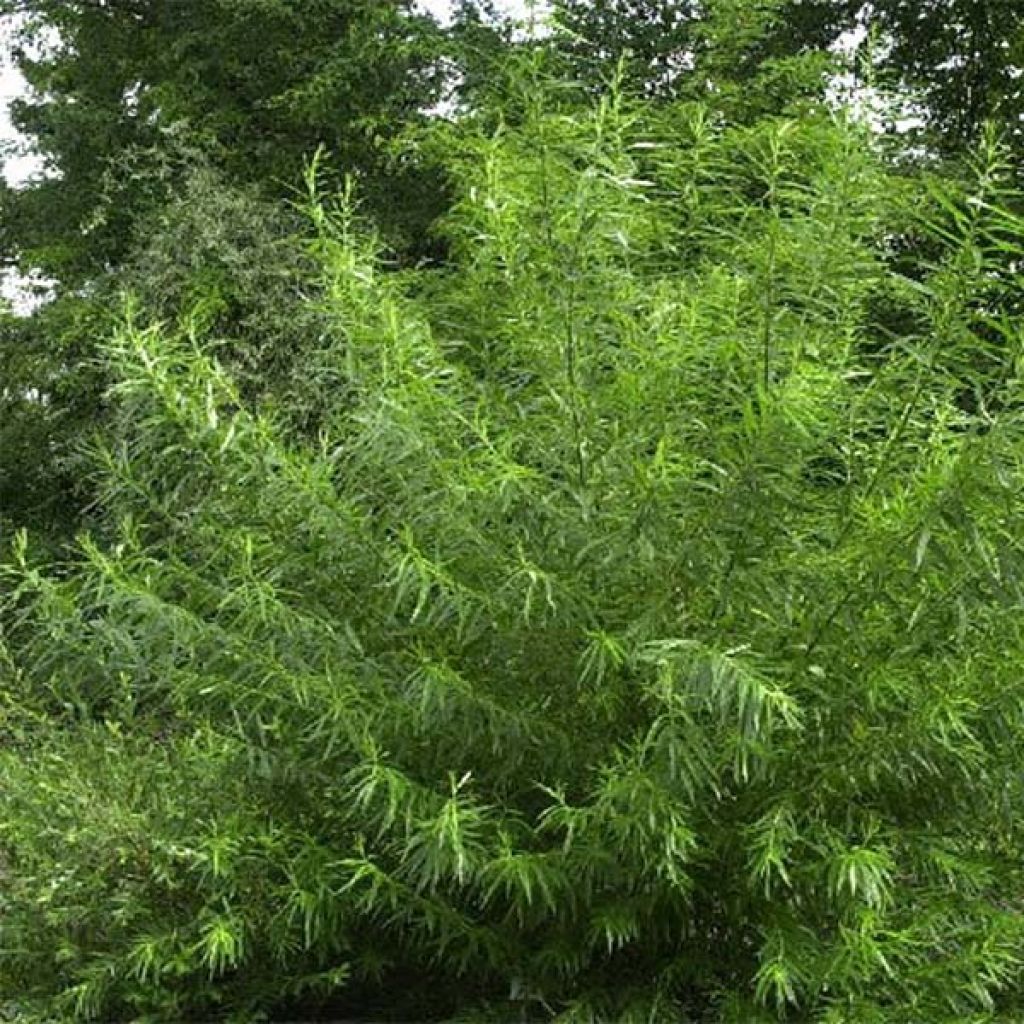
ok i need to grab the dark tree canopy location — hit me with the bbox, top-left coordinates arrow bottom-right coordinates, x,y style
0,0 -> 453,541
0,0 -> 448,283
552,0 -> 1024,160
870,0 -> 1024,154
551,0 -> 860,98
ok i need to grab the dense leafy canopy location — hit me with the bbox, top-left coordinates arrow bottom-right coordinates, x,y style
3,2 -> 1024,1021
551,0 -> 860,103
0,0 -> 454,543
0,0 -> 447,282
2,0 -> 1021,544
552,0 -> 1024,161
870,0 -> 1024,154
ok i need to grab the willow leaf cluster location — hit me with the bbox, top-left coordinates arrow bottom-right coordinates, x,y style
3,88 -> 1024,1022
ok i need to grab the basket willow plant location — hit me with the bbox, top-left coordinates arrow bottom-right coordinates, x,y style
3,83 -> 1024,1022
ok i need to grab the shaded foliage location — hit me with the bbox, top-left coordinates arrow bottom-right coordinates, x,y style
550,0 -> 1024,168
551,0 -> 861,105
870,0 -> 1024,157
0,153 -> 332,545
0,0 -> 450,282
0,0 -> 460,546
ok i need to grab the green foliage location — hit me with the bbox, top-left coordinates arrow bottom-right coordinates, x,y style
550,0 -> 859,107
0,294 -> 109,544
0,0 -> 457,546
867,0 -> 1024,157
550,0 -> 1023,169
0,154 -> 332,546
4,80 -> 1024,1021
0,0 -> 449,283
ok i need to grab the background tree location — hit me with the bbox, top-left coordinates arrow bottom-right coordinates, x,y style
0,0 -> 456,544
550,0 -> 861,105
0,0 -> 449,282
550,0 -> 1024,165
0,149 -> 334,545
869,0 -> 1024,161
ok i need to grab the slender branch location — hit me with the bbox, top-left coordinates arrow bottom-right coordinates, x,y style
761,221 -> 777,395
563,264 -> 587,494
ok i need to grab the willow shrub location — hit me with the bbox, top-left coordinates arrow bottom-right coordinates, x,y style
3,89 -> 1024,1023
